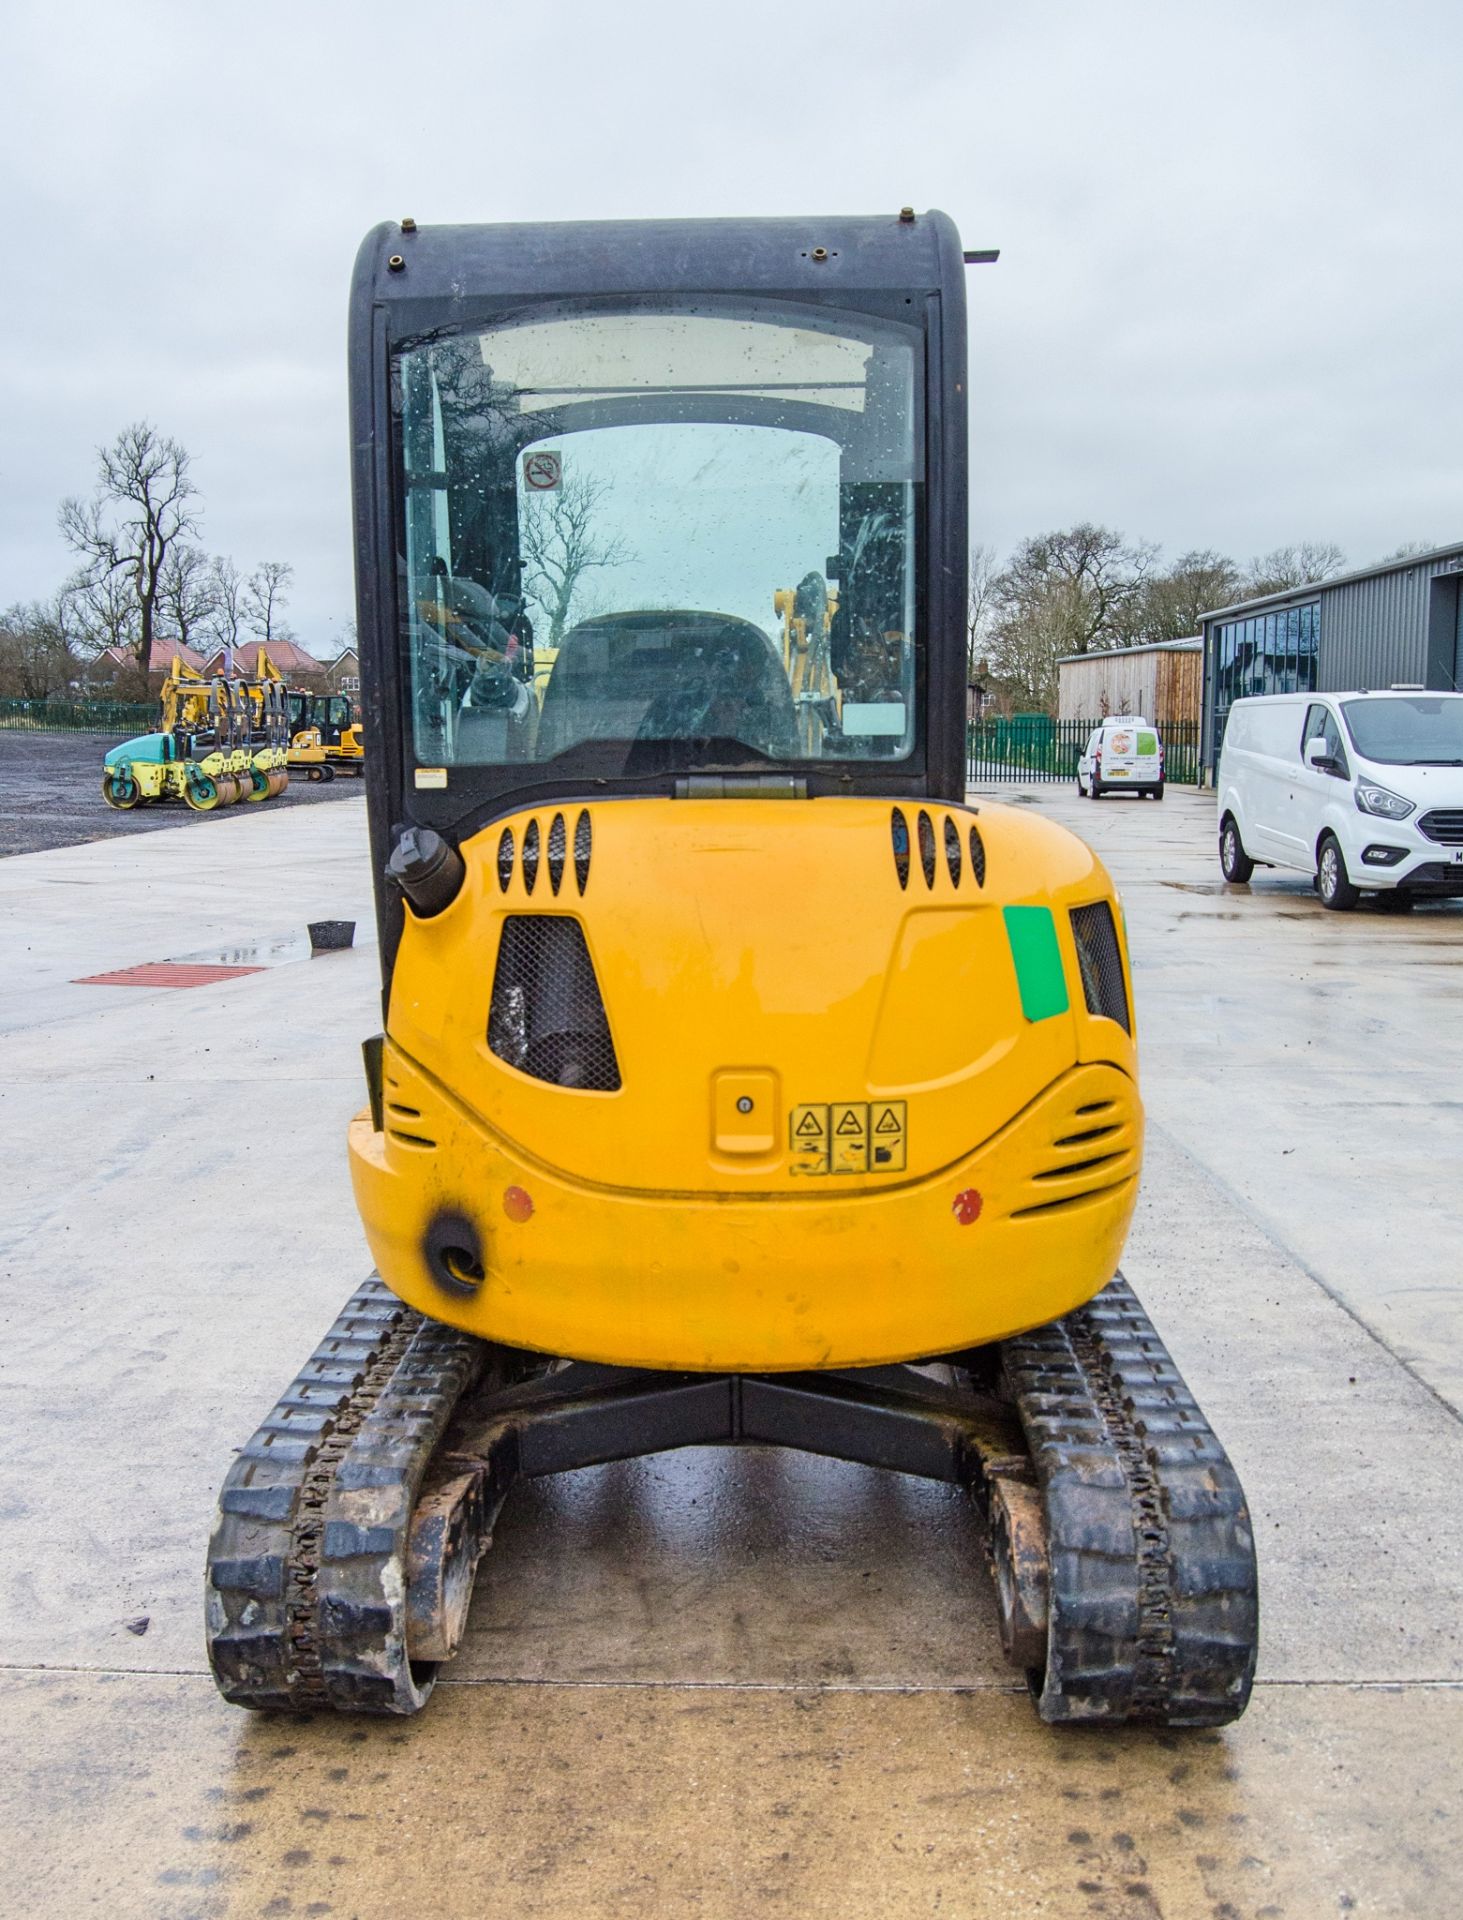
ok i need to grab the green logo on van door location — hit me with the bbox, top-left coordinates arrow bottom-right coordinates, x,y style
1138,732 -> 1157,755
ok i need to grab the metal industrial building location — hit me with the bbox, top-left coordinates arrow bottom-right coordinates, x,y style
1200,542 -> 1463,774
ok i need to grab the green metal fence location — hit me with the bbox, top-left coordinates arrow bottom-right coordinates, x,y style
0,696 -> 156,736
967,715 -> 1202,786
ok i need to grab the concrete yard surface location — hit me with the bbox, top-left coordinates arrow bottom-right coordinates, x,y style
0,786 -> 1460,1918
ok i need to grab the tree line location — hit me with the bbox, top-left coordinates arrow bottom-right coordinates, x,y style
0,422 -> 306,701
968,526 -> 1437,714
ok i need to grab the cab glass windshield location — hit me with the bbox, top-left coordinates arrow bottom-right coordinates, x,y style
393,304 -> 922,775
1341,696 -> 1463,765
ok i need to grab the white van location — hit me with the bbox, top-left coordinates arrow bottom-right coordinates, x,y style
1217,690 -> 1463,909
1076,716 -> 1165,799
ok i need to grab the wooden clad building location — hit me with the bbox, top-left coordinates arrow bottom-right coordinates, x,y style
1057,638 -> 1202,725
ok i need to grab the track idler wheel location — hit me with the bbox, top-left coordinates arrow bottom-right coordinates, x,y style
988,1476 -> 1050,1676
405,1468 -> 494,1664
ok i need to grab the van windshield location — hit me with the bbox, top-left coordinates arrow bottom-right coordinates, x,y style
1340,697 -> 1463,765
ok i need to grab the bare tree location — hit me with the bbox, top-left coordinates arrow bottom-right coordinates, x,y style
1242,542 -> 1346,599
0,597 -> 84,700
986,575 -> 1091,712
994,523 -> 1156,662
243,560 -> 295,649
967,543 -> 999,682
157,543 -> 217,653
205,556 -> 246,656
58,423 -> 200,684
1121,549 -> 1244,645
61,566 -> 141,674
520,473 -> 632,645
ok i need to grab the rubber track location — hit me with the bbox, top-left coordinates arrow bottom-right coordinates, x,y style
1002,1273 -> 1259,1726
205,1278 -> 485,1713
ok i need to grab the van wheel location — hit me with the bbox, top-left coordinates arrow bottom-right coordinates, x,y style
1219,815 -> 1254,883
1089,781 -> 1102,800
1317,834 -> 1359,911
1151,782 -> 1165,801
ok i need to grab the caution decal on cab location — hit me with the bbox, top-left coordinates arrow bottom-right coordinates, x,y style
789,1101 -> 906,1175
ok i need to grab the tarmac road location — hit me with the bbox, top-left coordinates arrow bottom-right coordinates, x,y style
0,728 -> 360,857
0,786 -> 1458,1918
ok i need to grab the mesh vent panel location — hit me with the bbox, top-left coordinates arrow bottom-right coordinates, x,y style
488,916 -> 621,1091
1070,902 -> 1130,1033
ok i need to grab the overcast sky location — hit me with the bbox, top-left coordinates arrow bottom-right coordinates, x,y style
4,0 -> 1461,653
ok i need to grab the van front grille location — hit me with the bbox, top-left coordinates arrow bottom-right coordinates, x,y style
1418,809 -> 1463,845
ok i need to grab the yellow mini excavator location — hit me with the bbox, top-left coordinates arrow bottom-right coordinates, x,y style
206,212 -> 1258,1723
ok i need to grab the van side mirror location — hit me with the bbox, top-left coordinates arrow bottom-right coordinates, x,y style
1304,738 -> 1341,775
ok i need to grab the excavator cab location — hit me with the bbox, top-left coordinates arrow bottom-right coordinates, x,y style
206,213 -> 1257,1725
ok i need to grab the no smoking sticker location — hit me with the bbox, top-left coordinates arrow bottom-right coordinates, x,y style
523,450 -> 562,491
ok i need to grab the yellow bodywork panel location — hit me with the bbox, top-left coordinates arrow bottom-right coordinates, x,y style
352,796 -> 1142,1370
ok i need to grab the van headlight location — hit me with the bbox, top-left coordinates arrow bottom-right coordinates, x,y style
1354,784 -> 1414,820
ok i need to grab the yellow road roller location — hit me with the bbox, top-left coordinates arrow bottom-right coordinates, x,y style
206,211 -> 1258,1723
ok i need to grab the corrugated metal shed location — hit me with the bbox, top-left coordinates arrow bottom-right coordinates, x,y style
1057,639 -> 1202,725
1199,543 -> 1463,773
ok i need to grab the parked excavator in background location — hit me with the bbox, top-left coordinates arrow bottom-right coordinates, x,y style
286,689 -> 367,781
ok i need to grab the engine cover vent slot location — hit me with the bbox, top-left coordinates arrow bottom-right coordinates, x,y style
968,822 -> 986,887
488,916 -> 621,1092
573,810 -> 592,893
917,810 -> 937,888
521,819 -> 540,894
547,812 -> 567,894
496,827 -> 515,893
1070,902 -> 1131,1033
944,816 -> 963,887
890,808 -> 911,889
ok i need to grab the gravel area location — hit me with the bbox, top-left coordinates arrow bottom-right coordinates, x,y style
0,730 -> 362,857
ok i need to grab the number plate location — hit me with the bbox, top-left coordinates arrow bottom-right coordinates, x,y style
1451,848 -> 1463,865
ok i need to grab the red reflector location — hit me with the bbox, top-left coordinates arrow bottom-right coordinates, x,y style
503,1186 -> 534,1223
74,962 -> 266,989
952,1188 -> 983,1226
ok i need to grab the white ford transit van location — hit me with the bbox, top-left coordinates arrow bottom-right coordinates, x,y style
1076,716 -> 1165,799
1217,690 -> 1463,909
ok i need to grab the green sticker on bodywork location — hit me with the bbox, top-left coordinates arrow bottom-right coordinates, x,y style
1002,905 -> 1070,1022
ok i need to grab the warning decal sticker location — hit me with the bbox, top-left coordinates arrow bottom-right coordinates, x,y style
788,1101 -> 905,1175
789,1104 -> 830,1175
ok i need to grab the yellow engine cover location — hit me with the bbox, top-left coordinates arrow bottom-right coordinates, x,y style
349,797 -> 1142,1370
